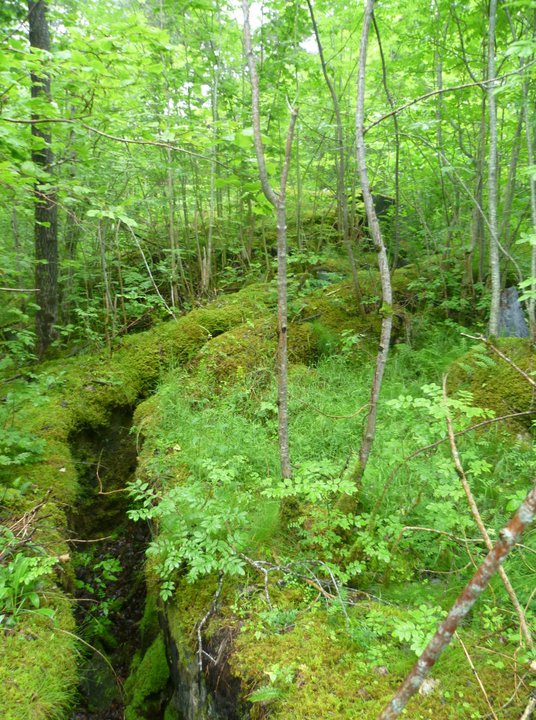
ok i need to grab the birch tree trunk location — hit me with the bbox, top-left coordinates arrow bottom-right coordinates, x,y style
242,0 -> 297,479
354,0 -> 393,485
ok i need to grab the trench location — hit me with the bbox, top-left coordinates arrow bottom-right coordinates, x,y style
65,406 -> 247,720
67,407 -> 168,720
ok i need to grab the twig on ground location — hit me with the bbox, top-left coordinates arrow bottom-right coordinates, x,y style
455,631 -> 498,720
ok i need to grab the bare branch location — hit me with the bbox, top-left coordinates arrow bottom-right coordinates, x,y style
462,334 -> 536,389
364,60 -> 536,135
378,481 -> 536,720
0,117 -> 223,166
372,410 -> 534,518
443,375 -> 533,648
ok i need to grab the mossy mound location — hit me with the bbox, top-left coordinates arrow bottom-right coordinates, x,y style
196,316 -> 320,386
124,633 -> 170,720
449,338 -> 535,427
0,283 -> 274,720
160,571 -> 527,720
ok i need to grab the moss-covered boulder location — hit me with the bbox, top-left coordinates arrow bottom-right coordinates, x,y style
449,338 -> 535,427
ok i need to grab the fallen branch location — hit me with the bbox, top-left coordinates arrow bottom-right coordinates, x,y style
196,573 -> 224,672
443,375 -> 533,649
378,481 -> 536,720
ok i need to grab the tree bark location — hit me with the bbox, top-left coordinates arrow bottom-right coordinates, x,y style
28,0 -> 58,358
487,0 -> 501,335
354,0 -> 393,485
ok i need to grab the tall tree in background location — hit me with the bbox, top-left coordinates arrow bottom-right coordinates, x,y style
487,0 -> 500,335
305,0 -> 362,307
242,0 -> 298,479
28,0 -> 58,357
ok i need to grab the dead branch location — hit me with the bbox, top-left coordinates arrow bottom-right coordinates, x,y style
372,409 -> 534,518
443,375 -> 533,649
378,481 -> 536,720
462,333 -> 536,389
197,573 -> 224,672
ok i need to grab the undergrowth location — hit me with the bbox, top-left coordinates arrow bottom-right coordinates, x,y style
129,320 -> 535,717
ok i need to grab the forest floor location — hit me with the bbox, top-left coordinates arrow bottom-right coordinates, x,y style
0,256 -> 535,720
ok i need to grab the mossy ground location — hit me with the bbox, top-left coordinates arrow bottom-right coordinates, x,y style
131,299 -> 534,718
2,261 -> 534,719
0,282 -> 276,719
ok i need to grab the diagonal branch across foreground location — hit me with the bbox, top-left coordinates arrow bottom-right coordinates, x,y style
378,481 -> 536,720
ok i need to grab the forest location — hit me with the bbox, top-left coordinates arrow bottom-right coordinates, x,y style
0,0 -> 535,718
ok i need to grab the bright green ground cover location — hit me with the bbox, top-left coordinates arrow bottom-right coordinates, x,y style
131,315 -> 535,719
1,262 -> 534,719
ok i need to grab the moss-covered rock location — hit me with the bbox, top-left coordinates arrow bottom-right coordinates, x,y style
124,634 -> 170,720
449,338 -> 535,428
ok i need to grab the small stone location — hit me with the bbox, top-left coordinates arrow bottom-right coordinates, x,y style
374,666 -> 389,676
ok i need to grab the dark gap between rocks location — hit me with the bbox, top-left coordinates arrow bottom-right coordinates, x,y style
66,407 -> 167,720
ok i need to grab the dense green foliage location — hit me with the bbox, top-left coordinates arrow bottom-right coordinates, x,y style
1,0 -> 535,718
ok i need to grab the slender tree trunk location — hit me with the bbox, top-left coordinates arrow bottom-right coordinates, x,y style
242,0 -> 297,479
354,0 -> 394,485
305,0 -> 362,306
506,7 -> 536,337
488,0 -> 501,335
372,13 -> 401,270
525,87 -> 536,339
433,5 -> 452,254
465,94 -> 487,291
498,114 -> 522,250
28,0 -> 58,358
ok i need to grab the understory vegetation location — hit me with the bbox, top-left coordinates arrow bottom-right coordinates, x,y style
128,309 -> 535,718
1,0 -> 536,718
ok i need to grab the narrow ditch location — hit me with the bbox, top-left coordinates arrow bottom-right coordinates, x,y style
66,407 -> 167,720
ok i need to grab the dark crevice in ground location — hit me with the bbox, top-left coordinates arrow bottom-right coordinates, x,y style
66,408 -> 160,720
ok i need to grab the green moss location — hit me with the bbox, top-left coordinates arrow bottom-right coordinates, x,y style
0,595 -> 78,720
139,590 -> 160,647
450,338 -> 535,428
0,283 -> 274,720
124,634 -> 169,720
230,603 -> 525,719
